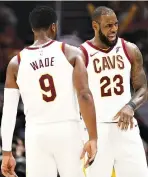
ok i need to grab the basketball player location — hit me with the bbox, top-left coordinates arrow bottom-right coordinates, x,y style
80,6 -> 148,177
1,6 -> 97,177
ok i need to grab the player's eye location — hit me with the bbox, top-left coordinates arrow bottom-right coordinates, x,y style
106,24 -> 113,28
106,23 -> 118,28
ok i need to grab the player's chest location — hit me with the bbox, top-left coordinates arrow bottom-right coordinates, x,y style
87,51 -> 130,76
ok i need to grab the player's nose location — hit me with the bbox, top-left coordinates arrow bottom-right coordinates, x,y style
110,24 -> 118,33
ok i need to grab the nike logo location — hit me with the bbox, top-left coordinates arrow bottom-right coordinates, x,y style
116,47 -> 121,53
90,52 -> 98,57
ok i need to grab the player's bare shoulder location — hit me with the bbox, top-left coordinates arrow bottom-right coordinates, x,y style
124,40 -> 147,93
5,55 -> 20,88
124,40 -> 143,64
64,43 -> 85,66
7,55 -> 20,78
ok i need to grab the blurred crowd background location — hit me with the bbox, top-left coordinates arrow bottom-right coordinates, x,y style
0,1 -> 148,177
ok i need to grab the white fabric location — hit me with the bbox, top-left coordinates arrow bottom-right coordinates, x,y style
17,41 -> 80,125
82,123 -> 148,177
1,88 -> 20,151
81,38 -> 132,122
25,121 -> 85,177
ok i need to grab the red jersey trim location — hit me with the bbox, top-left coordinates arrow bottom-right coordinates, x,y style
25,40 -> 55,50
17,53 -> 21,65
86,40 -> 115,53
61,42 -> 65,55
80,45 -> 89,67
121,38 -> 132,64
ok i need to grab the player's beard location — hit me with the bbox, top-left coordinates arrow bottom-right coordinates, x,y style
99,28 -> 118,47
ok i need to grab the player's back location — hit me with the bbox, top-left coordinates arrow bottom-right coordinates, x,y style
17,40 -> 80,125
80,38 -> 132,122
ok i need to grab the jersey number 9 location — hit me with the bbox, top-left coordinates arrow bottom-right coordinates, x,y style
39,74 -> 56,102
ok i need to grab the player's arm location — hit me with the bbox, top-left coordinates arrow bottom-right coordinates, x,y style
1,56 -> 20,154
114,42 -> 147,130
64,44 -> 97,166
1,56 -> 20,176
64,44 -> 97,140
127,42 -> 147,108
74,56 -> 97,140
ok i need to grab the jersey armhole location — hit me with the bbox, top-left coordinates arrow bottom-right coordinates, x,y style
17,52 -> 21,65
121,38 -> 132,64
60,42 -> 74,68
61,42 -> 65,55
79,45 -> 89,67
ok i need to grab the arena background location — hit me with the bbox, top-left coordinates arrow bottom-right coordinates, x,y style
0,1 -> 148,177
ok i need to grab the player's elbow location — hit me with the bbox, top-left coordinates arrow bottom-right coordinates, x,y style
78,89 -> 93,102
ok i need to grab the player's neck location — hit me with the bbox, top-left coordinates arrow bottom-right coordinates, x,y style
92,37 -> 110,51
33,31 -> 53,46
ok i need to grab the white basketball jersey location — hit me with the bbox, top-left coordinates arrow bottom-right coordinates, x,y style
17,41 -> 80,125
81,38 -> 132,122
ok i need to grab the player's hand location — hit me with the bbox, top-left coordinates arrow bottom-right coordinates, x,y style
1,152 -> 17,177
113,104 -> 134,130
80,139 -> 97,168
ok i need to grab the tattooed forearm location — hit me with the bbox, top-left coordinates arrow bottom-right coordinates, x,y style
130,44 -> 147,109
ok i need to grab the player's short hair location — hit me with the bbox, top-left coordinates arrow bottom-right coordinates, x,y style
92,6 -> 115,21
29,6 -> 57,30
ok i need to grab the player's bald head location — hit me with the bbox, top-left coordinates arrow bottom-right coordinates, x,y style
92,6 -> 115,22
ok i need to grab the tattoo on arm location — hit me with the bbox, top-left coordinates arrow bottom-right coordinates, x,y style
131,46 -> 146,89
130,44 -> 147,109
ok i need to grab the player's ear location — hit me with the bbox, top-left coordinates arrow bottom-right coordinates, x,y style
92,21 -> 99,31
51,23 -> 57,33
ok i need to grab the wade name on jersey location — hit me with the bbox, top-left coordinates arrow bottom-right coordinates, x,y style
30,57 -> 55,71
93,55 -> 124,73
